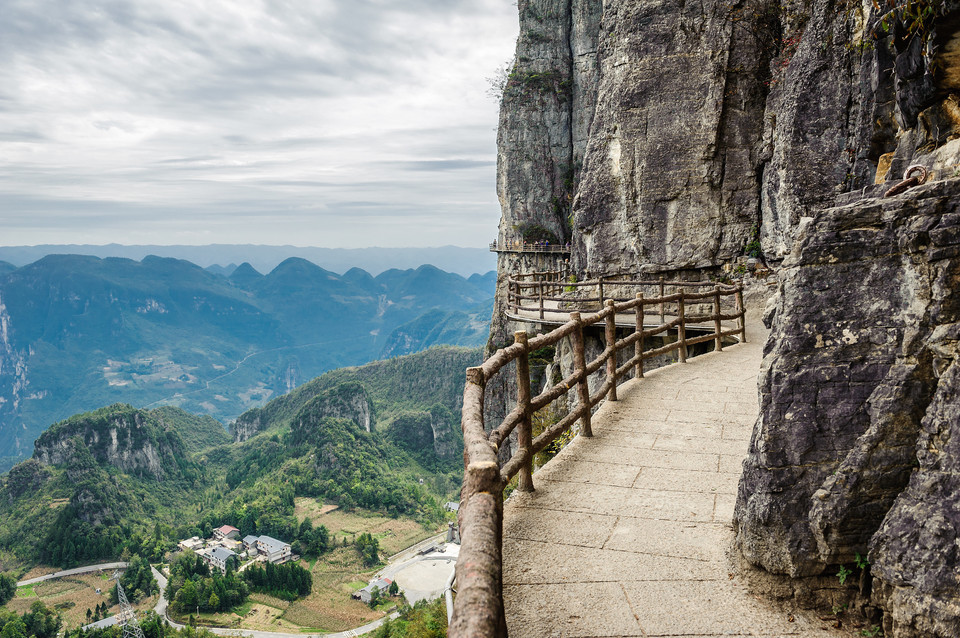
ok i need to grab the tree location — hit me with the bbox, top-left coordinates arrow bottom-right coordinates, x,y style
368,587 -> 380,609
0,619 -> 26,638
207,593 -> 219,610
0,574 -> 14,606
388,581 -> 399,597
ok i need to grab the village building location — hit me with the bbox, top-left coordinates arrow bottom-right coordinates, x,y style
178,537 -> 203,552
213,524 -> 240,540
255,535 -> 292,563
206,547 -> 237,574
353,577 -> 392,604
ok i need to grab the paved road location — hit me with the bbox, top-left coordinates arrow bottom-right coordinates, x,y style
500,322 -> 846,637
17,562 -> 129,587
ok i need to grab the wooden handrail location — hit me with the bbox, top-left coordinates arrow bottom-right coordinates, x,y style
450,276 -> 746,637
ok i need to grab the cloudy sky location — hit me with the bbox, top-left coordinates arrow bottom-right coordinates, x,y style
0,0 -> 518,248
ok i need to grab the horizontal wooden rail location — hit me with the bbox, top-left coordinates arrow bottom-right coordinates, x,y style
451,272 -> 746,637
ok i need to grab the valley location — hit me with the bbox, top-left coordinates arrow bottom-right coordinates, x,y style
0,255 -> 494,472
0,340 -> 475,635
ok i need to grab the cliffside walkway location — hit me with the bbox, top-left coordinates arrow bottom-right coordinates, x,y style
499,321 -> 838,637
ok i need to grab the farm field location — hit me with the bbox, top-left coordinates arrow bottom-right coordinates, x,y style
3,572 -> 156,629
294,498 -> 440,555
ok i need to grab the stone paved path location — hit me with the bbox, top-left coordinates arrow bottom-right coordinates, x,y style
502,325 -> 844,637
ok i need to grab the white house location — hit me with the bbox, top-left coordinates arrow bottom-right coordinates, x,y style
255,535 -> 292,563
206,547 -> 237,574
353,578 -> 392,604
178,536 -> 203,552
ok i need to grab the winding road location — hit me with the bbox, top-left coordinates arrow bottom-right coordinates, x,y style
17,562 -> 129,587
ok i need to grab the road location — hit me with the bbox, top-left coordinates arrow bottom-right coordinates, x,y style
17,562 -> 129,587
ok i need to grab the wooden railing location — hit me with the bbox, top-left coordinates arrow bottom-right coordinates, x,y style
449,275 -> 745,637
506,271 -> 741,324
489,241 -> 571,254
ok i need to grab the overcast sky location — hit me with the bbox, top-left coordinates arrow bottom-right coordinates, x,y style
0,0 -> 518,248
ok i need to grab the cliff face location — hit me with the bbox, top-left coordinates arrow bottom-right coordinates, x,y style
493,0 -> 960,635
735,179 -> 960,637
33,404 -> 193,481
0,292 -> 28,464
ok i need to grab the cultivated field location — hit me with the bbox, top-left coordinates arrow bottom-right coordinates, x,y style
4,572 -> 156,629
294,498 -> 438,555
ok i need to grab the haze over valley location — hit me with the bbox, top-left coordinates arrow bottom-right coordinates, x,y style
0,252 -> 495,472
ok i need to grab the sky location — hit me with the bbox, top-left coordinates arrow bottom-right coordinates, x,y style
0,0 -> 519,248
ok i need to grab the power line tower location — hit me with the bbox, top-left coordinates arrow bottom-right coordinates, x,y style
112,571 -> 146,638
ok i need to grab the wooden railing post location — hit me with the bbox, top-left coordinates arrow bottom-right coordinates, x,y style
598,276 -> 604,306
514,331 -> 534,493
635,293 -> 644,378
605,299 -> 618,401
713,286 -> 723,352
677,291 -> 688,363
736,287 -> 747,343
569,312 -> 592,437
538,281 -> 545,320
659,276 -> 665,324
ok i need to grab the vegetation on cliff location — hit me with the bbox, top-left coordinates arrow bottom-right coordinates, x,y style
0,346 -> 474,571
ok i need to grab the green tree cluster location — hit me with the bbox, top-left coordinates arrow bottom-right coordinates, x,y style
293,518 -> 331,557
0,602 -> 61,638
241,562 -> 311,601
0,574 -> 15,606
372,598 -> 447,638
110,555 -> 158,604
354,533 -> 380,567
165,554 -> 247,615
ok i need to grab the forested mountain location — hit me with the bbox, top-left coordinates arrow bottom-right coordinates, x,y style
0,346 -> 478,570
0,255 -> 493,472
0,245 -> 496,278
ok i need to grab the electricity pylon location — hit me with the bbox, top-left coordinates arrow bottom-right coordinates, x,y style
112,571 -> 146,638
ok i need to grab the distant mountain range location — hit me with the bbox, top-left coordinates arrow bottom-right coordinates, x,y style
0,244 -> 497,278
0,254 -> 495,471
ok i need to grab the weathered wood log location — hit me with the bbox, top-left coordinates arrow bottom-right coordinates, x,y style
570,312 -> 592,437
514,331 -> 534,493
659,277 -> 666,324
605,300 -> 617,401
678,292 -> 687,363
713,286 -> 723,352
635,293 -> 644,378
450,463 -> 506,638
736,287 -> 746,343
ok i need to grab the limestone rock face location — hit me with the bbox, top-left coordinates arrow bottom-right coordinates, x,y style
573,0 -> 773,273
290,382 -> 373,442
34,408 -> 173,481
734,179 -> 960,636
232,412 -> 263,443
0,292 -> 28,461
496,0 -> 602,248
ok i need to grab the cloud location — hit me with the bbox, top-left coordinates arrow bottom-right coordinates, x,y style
0,0 -> 518,247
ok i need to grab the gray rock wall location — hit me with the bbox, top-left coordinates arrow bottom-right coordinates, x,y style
491,2 -> 960,632
734,179 -> 960,637
572,0 -> 772,273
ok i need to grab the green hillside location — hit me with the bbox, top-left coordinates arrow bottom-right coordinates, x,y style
0,346 -> 477,571
0,255 -> 493,471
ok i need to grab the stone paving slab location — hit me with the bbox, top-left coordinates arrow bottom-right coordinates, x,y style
502,325 -> 845,638
503,538 -> 717,584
